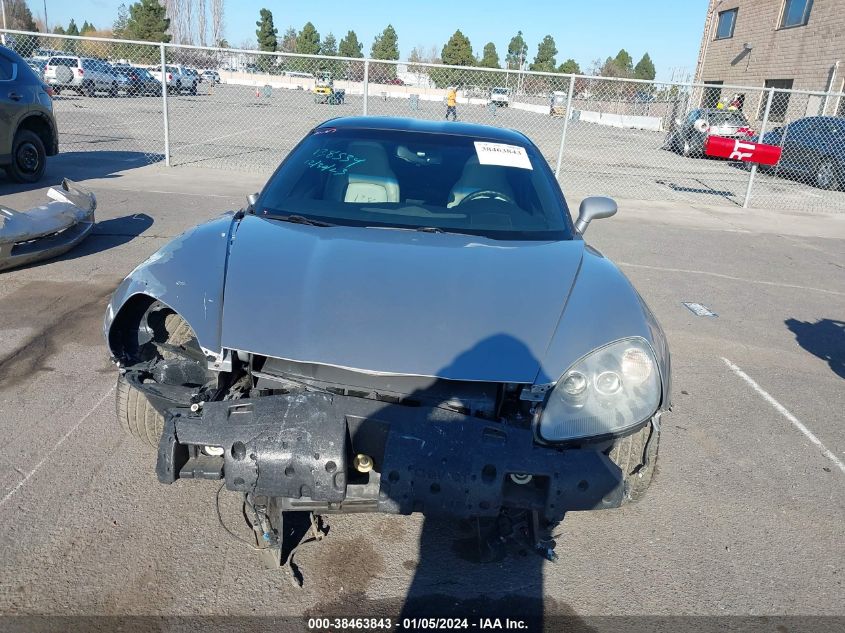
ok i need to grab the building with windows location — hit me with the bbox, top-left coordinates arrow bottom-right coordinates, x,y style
694,0 -> 844,121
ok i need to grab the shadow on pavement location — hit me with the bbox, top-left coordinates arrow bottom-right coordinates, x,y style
0,151 -> 163,194
785,318 -> 845,379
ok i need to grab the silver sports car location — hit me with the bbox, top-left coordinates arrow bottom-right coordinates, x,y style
104,117 -> 670,563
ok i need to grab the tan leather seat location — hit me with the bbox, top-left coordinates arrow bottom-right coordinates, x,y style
325,142 -> 400,203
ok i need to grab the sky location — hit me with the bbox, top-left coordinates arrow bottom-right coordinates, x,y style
38,0 -> 708,82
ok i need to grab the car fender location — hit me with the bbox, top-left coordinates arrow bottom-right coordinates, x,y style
537,245 -> 671,408
103,213 -> 237,362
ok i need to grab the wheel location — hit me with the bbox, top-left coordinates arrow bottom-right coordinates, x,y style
109,82 -> 118,97
115,312 -> 199,449
189,82 -> 197,95
6,129 -> 46,183
814,159 -> 839,190
84,81 -> 95,97
607,420 -> 660,504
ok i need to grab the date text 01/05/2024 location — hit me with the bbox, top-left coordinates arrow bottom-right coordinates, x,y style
306,617 -> 529,630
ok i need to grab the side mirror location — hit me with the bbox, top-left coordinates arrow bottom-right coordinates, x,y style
575,196 -> 617,234
246,192 -> 258,211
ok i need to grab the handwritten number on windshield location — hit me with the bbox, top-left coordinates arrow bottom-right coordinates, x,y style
306,149 -> 366,175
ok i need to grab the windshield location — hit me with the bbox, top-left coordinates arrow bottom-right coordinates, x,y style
256,127 -> 573,241
708,111 -> 749,126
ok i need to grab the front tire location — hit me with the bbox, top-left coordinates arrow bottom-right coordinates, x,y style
815,159 -> 839,190
116,374 -> 164,448
6,129 -> 46,183
608,420 -> 660,503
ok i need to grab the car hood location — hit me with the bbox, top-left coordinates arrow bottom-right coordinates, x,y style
220,215 -> 585,382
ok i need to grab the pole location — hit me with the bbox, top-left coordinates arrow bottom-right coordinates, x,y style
554,74 -> 576,179
1,0 -> 6,46
742,87 -> 774,209
362,59 -> 369,115
160,43 -> 171,167
42,0 -> 47,33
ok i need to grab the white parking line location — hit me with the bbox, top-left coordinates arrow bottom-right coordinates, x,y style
618,262 -> 844,297
722,358 -> 845,475
0,386 -> 115,508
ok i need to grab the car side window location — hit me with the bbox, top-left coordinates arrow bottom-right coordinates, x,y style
0,53 -> 15,81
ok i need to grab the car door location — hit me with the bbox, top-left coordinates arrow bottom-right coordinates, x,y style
778,118 -> 811,172
0,52 -> 25,155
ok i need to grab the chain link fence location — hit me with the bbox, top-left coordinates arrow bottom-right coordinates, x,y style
3,29 -> 844,213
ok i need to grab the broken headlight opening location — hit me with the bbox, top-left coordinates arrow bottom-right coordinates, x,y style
536,337 -> 661,442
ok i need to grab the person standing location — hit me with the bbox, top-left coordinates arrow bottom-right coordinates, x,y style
446,86 -> 457,121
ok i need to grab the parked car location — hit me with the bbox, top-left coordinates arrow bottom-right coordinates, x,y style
43,56 -> 120,96
201,69 -> 220,84
25,58 -> 46,80
0,45 -> 59,182
759,116 -> 845,190
184,67 -> 201,83
147,64 -> 197,94
104,117 -> 671,566
490,86 -> 510,107
113,66 -> 162,96
386,77 -> 405,86
666,107 -> 755,157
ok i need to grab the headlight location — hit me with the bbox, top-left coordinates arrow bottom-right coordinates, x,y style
537,338 -> 661,442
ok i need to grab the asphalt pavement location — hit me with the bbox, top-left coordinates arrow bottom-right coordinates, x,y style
0,153 -> 843,627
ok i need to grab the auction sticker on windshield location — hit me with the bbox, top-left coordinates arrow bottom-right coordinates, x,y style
474,142 -> 533,170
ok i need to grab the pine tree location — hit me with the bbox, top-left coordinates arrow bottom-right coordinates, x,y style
370,24 -> 399,60
441,30 -> 474,66
296,21 -> 320,55
338,30 -> 363,58
66,19 -> 80,36
321,32 -> 337,56
255,9 -> 278,52
633,52 -> 656,80
113,3 -> 129,37
280,27 -> 297,53
613,49 -> 634,76
80,21 -> 96,35
124,0 -> 171,43
478,42 -> 500,69
505,31 -> 528,70
53,25 -> 66,35
529,35 -> 557,73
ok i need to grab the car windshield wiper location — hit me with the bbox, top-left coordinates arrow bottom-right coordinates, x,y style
415,226 -> 444,233
264,213 -> 334,227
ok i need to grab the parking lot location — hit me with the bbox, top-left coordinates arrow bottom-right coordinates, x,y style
51,83 -> 845,213
1,152 -> 843,627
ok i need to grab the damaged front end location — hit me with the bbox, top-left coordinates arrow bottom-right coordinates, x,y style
0,179 -> 95,271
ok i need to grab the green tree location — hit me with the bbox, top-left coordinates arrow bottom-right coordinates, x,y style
295,21 -> 320,55
613,48 -> 633,75
370,24 -> 399,60
80,21 -> 96,35
113,3 -> 129,37
370,24 -> 399,81
441,30 -> 474,66
558,58 -> 580,74
321,32 -> 337,56
280,27 -> 297,53
255,9 -> 278,52
53,25 -> 66,34
124,0 -> 171,45
529,34 -> 557,73
339,30 -> 363,57
338,30 -> 364,80
66,19 -> 80,36
633,52 -> 656,80
505,30 -> 528,70
478,42 -> 500,68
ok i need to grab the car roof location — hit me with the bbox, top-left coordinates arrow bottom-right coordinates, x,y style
317,116 -> 532,145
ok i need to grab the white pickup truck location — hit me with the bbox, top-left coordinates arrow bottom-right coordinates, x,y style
147,64 -> 198,94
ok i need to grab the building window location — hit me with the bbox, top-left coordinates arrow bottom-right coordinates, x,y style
703,81 -> 724,109
780,0 -> 813,28
760,79 -> 794,122
715,9 -> 738,39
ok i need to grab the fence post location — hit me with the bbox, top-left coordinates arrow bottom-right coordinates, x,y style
742,88 -> 774,209
160,43 -> 171,167
362,59 -> 369,116
554,74 -> 576,179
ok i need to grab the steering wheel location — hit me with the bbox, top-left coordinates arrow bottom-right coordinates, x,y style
458,189 -> 516,207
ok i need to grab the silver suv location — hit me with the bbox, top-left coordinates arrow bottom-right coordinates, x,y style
44,56 -> 119,97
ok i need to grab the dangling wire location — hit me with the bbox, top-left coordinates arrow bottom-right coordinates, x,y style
214,482 -> 270,550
